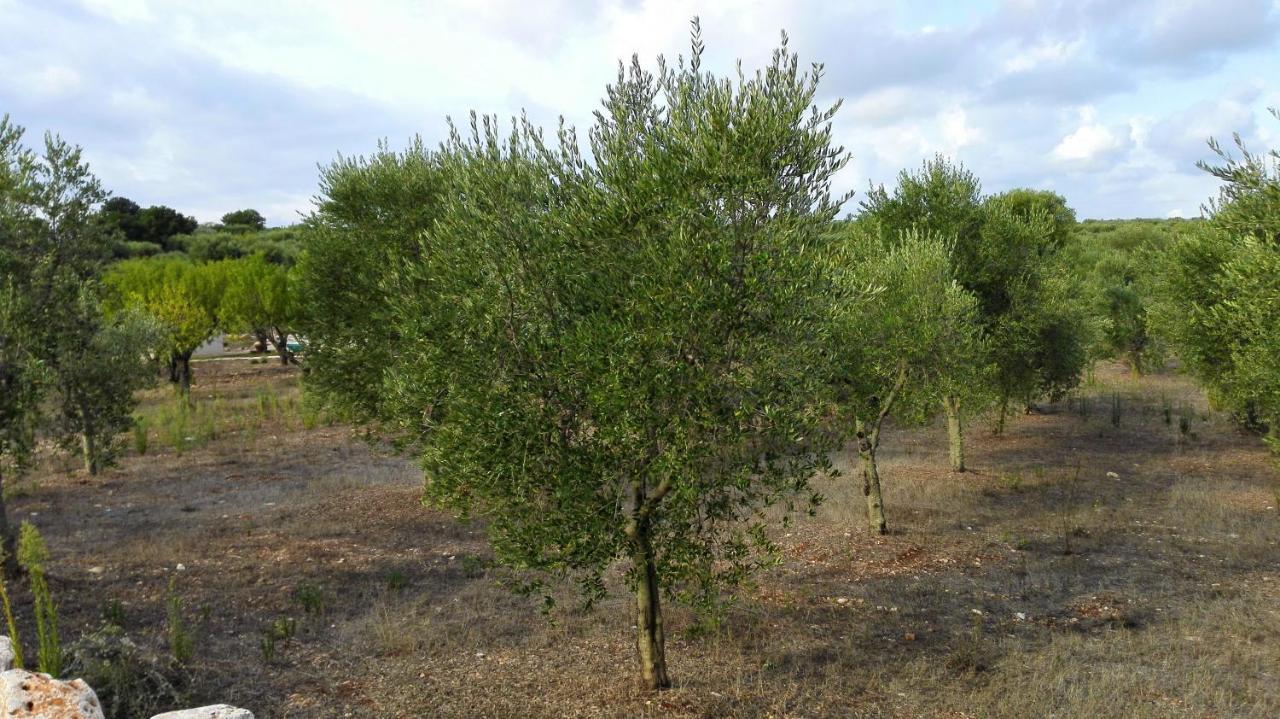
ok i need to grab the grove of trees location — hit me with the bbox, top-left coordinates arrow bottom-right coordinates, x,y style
1,21 -> 1277,697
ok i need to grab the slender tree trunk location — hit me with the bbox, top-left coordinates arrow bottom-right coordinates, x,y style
944,395 -> 965,472
167,356 -> 179,384
0,468 -> 15,577
81,430 -> 98,476
856,418 -> 887,535
176,352 -> 193,400
631,523 -> 670,690
78,396 -> 98,476
994,397 -> 1008,436
1129,350 -> 1143,379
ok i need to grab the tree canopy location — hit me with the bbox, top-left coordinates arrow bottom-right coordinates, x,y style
300,25 -> 853,688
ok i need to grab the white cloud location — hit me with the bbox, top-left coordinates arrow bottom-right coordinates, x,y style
80,0 -> 154,24
1002,39 -> 1079,74
2,0 -> 1276,222
14,65 -> 83,101
1052,107 -> 1124,165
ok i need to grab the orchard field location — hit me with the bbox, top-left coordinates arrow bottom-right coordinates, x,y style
4,19 -> 1280,719
9,357 -> 1276,718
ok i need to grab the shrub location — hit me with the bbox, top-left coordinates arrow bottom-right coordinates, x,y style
17,522 -> 61,676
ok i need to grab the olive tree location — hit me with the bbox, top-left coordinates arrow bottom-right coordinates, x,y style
1,115 -> 150,557
861,161 -> 1086,463
48,292 -> 161,474
301,26 -> 850,689
105,258 -> 227,397
221,255 -> 299,365
831,230 -> 985,533
1149,109 -> 1280,447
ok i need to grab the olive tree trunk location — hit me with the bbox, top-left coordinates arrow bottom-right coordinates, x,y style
856,418 -> 887,535
854,361 -> 907,536
943,394 -> 965,472
175,352 -> 193,399
630,523 -> 670,690
271,328 -> 297,366
78,395 -> 99,476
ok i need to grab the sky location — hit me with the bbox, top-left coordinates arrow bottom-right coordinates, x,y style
1,0 -> 1278,226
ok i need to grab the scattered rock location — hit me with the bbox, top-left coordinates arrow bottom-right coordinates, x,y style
1106,471 -> 1120,479
0,637 -> 12,671
152,705 -> 254,719
0,668 -> 104,718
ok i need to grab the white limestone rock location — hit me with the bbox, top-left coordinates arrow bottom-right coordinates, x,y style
0,637 -> 13,672
0,668 -> 104,718
151,705 -> 254,719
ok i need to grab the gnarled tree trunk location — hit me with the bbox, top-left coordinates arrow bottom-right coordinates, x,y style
944,394 -> 965,472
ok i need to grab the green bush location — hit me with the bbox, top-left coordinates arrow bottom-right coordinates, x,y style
17,522 -> 61,676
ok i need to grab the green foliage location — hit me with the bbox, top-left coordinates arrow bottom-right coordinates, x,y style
0,551 -> 24,668
259,617 -> 296,664
220,255 -> 298,363
131,416 -> 149,455
97,198 -> 197,252
104,256 -> 230,394
301,26 -> 849,655
859,156 -> 1087,412
2,113 -> 112,482
165,576 -> 194,665
292,583 -> 325,615
831,229 -> 987,425
65,624 -> 185,719
296,138 -> 446,425
220,208 -> 266,232
49,300 -> 162,473
177,227 -> 301,264
18,522 -> 61,676
1148,109 -> 1280,448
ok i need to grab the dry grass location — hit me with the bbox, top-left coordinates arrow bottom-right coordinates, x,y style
9,360 -> 1279,718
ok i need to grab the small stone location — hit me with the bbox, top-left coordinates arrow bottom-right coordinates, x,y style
151,706 -> 254,719
1106,471 -> 1120,479
88,566 -> 105,575
175,563 -> 186,571
0,637 -> 13,671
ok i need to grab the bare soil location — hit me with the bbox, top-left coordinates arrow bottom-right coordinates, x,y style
12,360 -> 1280,718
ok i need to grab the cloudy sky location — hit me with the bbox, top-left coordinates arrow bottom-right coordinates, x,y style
2,0 -> 1278,225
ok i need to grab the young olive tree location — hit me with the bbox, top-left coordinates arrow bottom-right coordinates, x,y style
861,161 -> 1086,461
1,115 -> 151,553
49,294 -> 161,474
300,26 -> 850,689
221,255 -> 299,365
831,231 -> 985,533
1149,110 -> 1280,447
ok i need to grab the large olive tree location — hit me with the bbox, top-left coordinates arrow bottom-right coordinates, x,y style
300,26 -> 851,689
